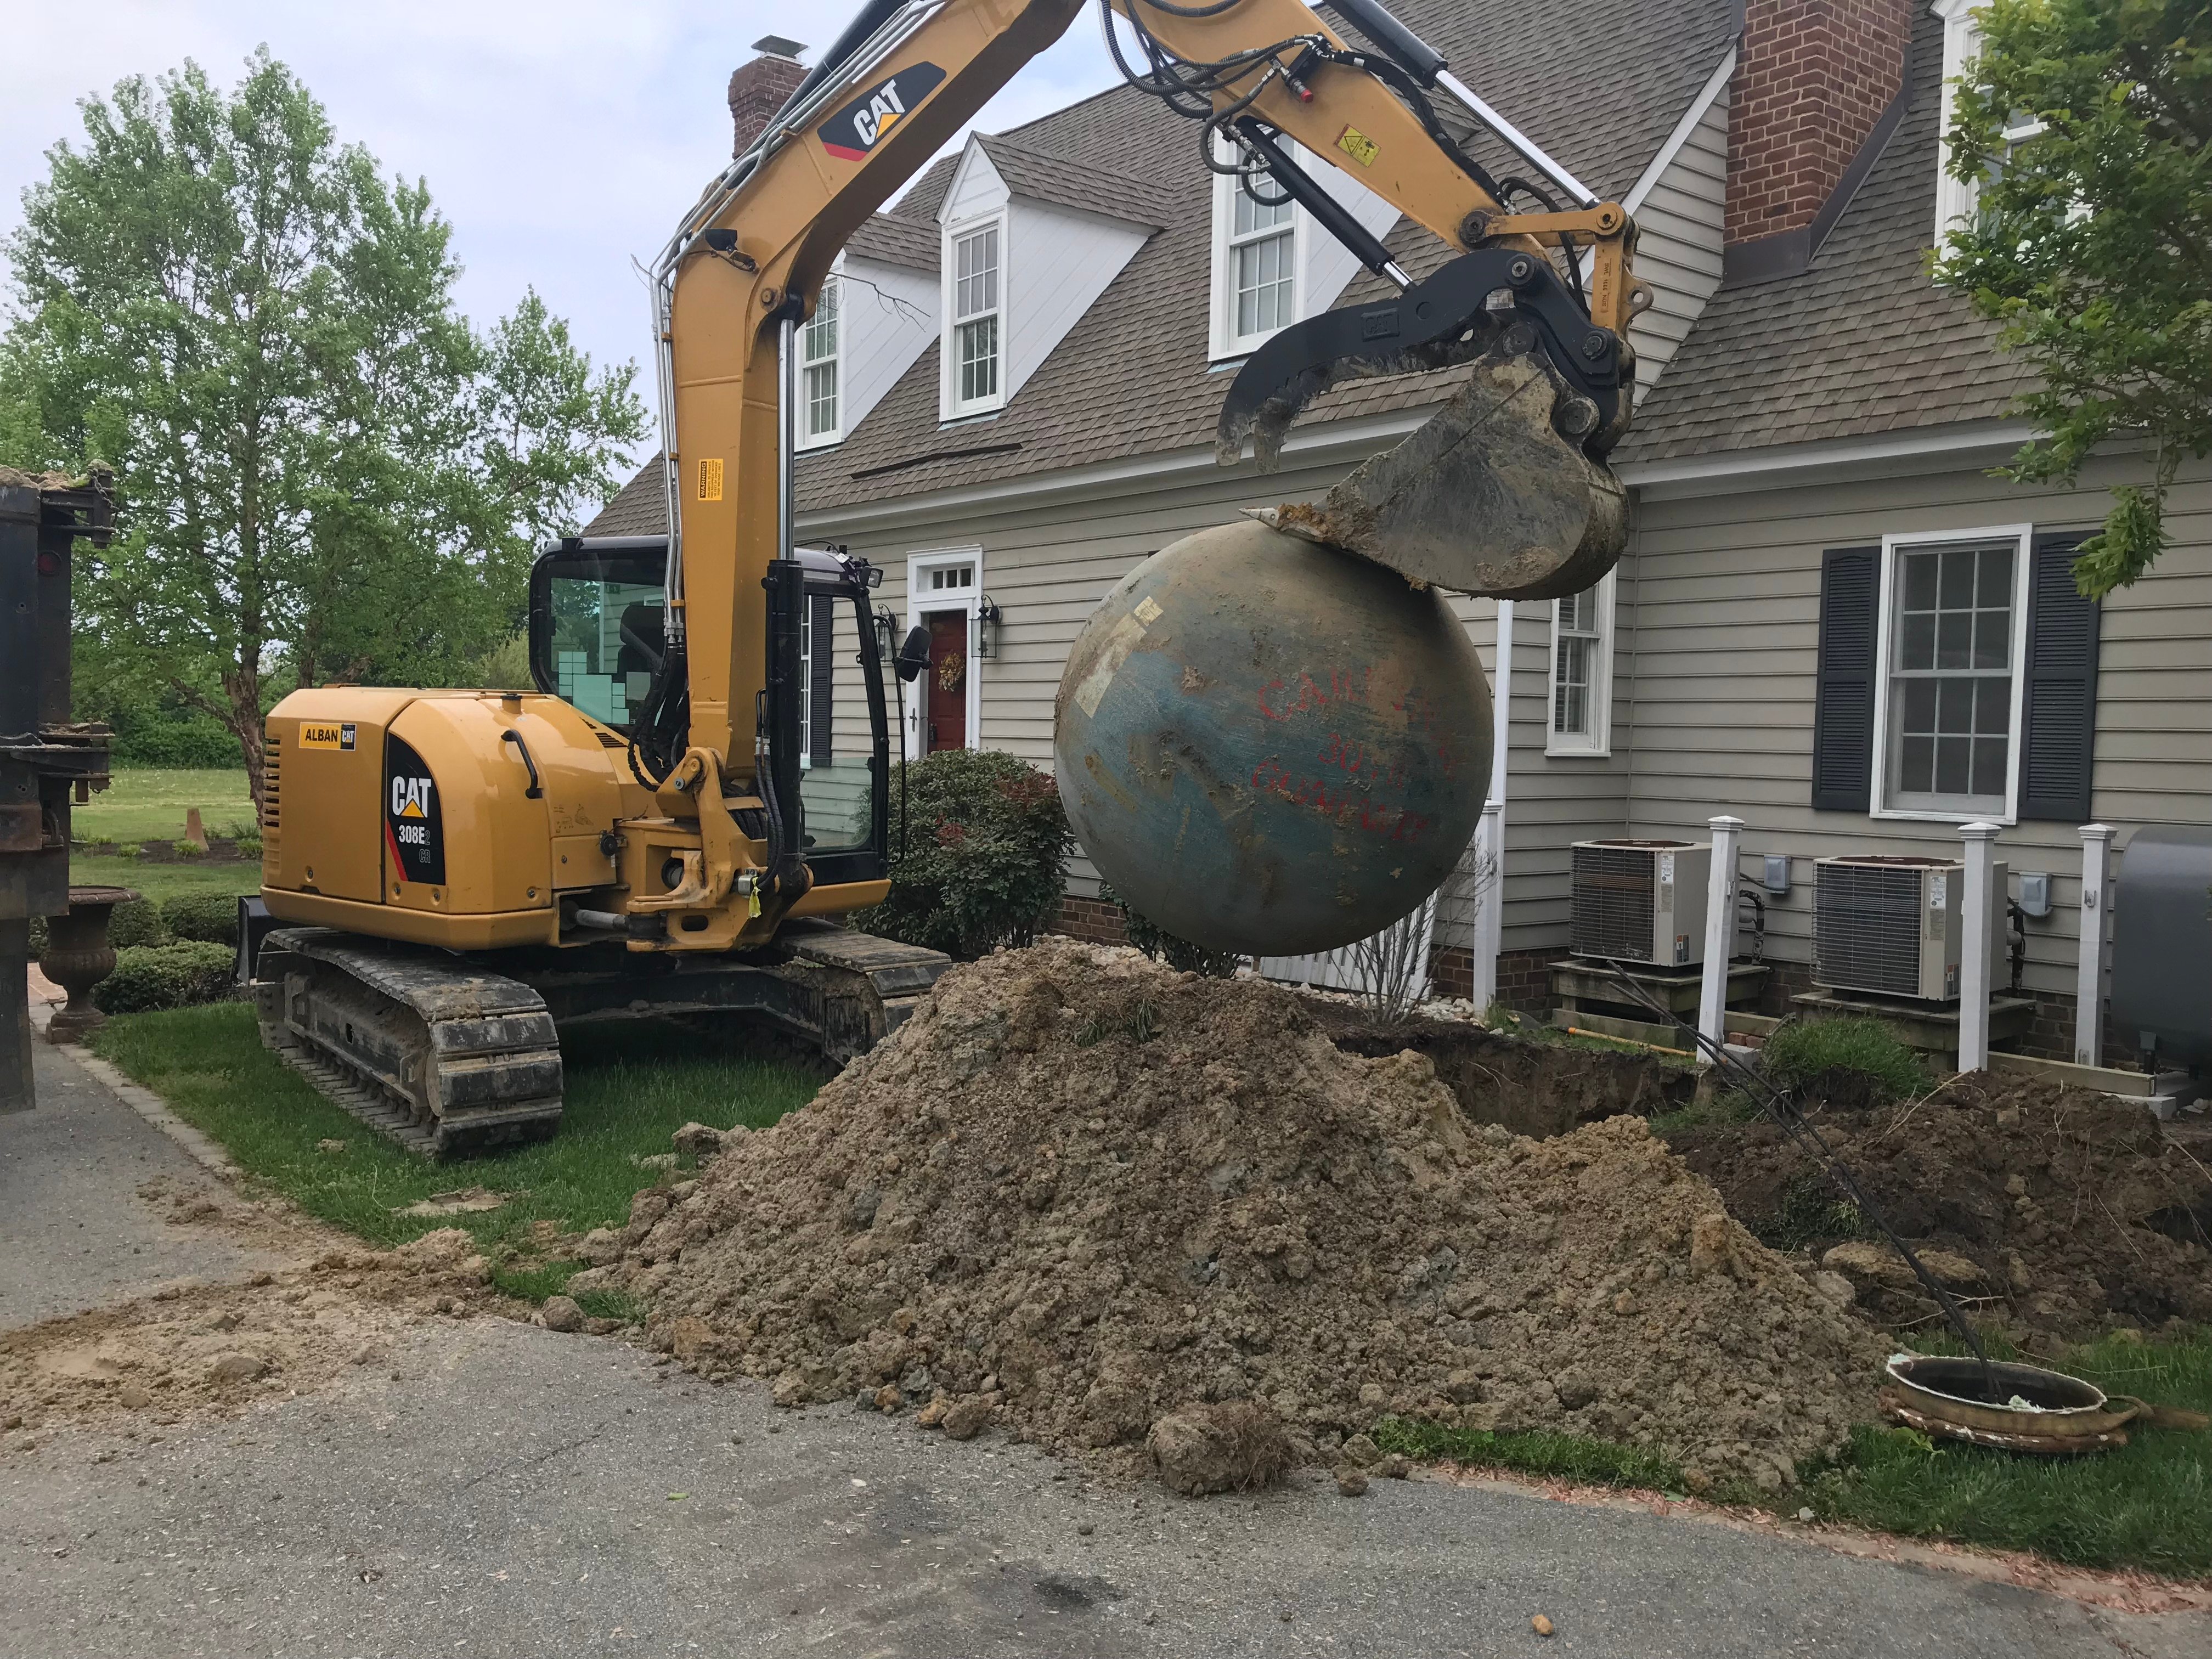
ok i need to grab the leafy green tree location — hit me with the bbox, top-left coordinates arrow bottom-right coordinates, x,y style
1937,0 -> 2212,597
5,51 -> 646,803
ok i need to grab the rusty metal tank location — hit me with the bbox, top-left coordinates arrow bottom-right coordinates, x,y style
1054,518 -> 1490,957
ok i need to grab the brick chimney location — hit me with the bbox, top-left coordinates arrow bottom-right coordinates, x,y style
1725,0 -> 1914,282
729,35 -> 809,157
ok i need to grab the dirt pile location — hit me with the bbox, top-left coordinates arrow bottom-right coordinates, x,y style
0,1228 -> 515,1440
1668,1070 -> 2212,1340
613,940 -> 1882,1491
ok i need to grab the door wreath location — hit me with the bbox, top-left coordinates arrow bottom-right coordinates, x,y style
936,650 -> 966,693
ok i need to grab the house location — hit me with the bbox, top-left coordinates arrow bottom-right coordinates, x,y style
585,0 -> 2211,1065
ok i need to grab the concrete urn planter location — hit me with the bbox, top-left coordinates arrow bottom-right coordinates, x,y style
41,884 -> 138,1042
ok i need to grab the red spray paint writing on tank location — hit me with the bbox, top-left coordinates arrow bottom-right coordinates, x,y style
1248,755 -> 1429,844
1254,664 -> 1373,723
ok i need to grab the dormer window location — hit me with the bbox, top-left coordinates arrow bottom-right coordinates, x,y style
1228,187 -> 1296,342
1933,0 -> 2047,250
798,275 -> 841,448
1208,133 -> 1399,362
948,219 -> 1004,415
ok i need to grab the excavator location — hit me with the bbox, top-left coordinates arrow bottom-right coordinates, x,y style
253,0 -> 1643,1155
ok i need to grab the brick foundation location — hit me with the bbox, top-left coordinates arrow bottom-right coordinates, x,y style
1425,945 -> 1554,1013
1054,896 -> 1130,946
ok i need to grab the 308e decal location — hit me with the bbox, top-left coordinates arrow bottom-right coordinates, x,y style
820,64 -> 946,161
384,735 -> 445,887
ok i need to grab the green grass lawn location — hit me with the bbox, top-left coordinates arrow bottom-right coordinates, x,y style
1805,1327 -> 2212,1579
88,1001 -> 820,1308
1379,1324 -> 2212,1578
67,853 -> 265,904
75,765 -> 255,847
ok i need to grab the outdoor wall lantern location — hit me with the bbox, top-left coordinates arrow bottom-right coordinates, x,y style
976,594 -> 1003,660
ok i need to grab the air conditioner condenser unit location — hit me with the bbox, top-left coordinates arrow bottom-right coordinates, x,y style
1570,840 -> 1712,968
1812,855 -> 2007,1002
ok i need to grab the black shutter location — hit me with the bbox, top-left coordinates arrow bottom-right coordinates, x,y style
1810,546 -> 1880,811
2018,532 -> 2099,821
808,594 -> 836,768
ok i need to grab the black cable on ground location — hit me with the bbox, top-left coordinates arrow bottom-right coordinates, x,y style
1605,972 -> 1998,1390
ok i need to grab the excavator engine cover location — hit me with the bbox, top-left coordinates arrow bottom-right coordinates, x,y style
1056,519 -> 1489,957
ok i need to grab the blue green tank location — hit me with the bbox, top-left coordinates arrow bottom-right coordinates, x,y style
1054,518 -> 1491,957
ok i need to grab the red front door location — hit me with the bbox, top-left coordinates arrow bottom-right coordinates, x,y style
925,613 -> 967,753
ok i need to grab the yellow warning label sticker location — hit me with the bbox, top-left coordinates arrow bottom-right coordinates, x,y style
1336,125 -> 1378,167
298,720 -> 357,751
697,458 -> 725,502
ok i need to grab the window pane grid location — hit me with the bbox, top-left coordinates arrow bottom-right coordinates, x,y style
1233,230 -> 1294,338
1886,543 -> 2016,808
954,227 -> 997,320
1551,586 -> 1604,739
957,315 -> 998,404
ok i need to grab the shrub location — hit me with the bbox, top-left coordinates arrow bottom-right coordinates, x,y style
106,899 -> 170,950
162,893 -> 242,945
861,749 -> 1072,960
233,830 -> 263,861
1760,1016 -> 1928,1106
1099,882 -> 1244,978
173,838 -> 207,860
92,941 -> 237,1013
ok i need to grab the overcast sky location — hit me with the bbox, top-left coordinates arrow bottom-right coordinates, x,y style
3,1 -> 1120,469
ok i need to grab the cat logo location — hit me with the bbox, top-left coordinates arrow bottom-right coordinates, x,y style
299,720 -> 358,752
820,64 -> 946,161
383,735 -> 446,887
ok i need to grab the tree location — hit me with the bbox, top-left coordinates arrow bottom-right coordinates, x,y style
5,51 -> 646,804
1936,0 -> 2212,597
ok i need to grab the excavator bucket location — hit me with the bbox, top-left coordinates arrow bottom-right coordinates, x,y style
1216,247 -> 1629,599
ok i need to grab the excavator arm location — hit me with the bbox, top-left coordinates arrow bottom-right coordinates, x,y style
644,0 -> 1643,797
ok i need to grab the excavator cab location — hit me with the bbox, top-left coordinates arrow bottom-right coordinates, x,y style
526,536 -> 896,888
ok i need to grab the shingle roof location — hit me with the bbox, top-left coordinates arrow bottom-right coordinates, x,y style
585,0 -> 1741,532
973,132 -> 1178,228
844,211 -> 938,271
1617,7 -> 2032,464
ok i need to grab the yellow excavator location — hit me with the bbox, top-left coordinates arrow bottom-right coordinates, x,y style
253,0 -> 1643,1154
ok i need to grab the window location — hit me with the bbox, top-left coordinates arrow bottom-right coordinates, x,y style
799,276 -> 840,447
1212,165 -> 1299,356
1230,187 -> 1296,340
1547,573 -> 1615,755
1873,528 -> 2032,819
949,222 -> 1002,414
1933,0 -> 2053,247
797,594 -> 813,766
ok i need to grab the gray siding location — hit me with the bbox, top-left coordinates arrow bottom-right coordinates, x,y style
1624,83 -> 1728,401
1618,453 -> 2212,997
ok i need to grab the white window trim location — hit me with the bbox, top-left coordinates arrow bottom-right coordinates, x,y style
795,273 -> 843,452
1870,523 -> 2034,825
940,215 -> 1007,420
1209,154 -> 1299,362
1932,0 -> 1982,247
902,546 -> 985,759
1545,569 -> 1616,757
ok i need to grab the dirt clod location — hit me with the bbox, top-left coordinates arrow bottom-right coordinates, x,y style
538,1295 -> 585,1333
614,943 -> 1880,1486
1148,1401 -> 1294,1496
1335,1465 -> 1369,1497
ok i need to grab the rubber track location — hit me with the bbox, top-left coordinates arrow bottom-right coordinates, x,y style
256,928 -> 563,1159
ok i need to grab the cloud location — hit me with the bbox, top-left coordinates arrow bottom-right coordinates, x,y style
3,1 -> 1118,475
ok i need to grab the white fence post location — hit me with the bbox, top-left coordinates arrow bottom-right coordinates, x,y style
1958,821 -> 2000,1072
2075,823 -> 2115,1067
1468,801 -> 1504,1008
1697,815 -> 1745,1057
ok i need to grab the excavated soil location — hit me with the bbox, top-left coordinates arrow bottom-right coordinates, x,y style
1668,1070 -> 2212,1341
615,941 -> 1883,1492
0,1224 -> 520,1441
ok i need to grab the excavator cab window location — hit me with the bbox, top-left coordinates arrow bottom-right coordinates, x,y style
527,538 -> 669,736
